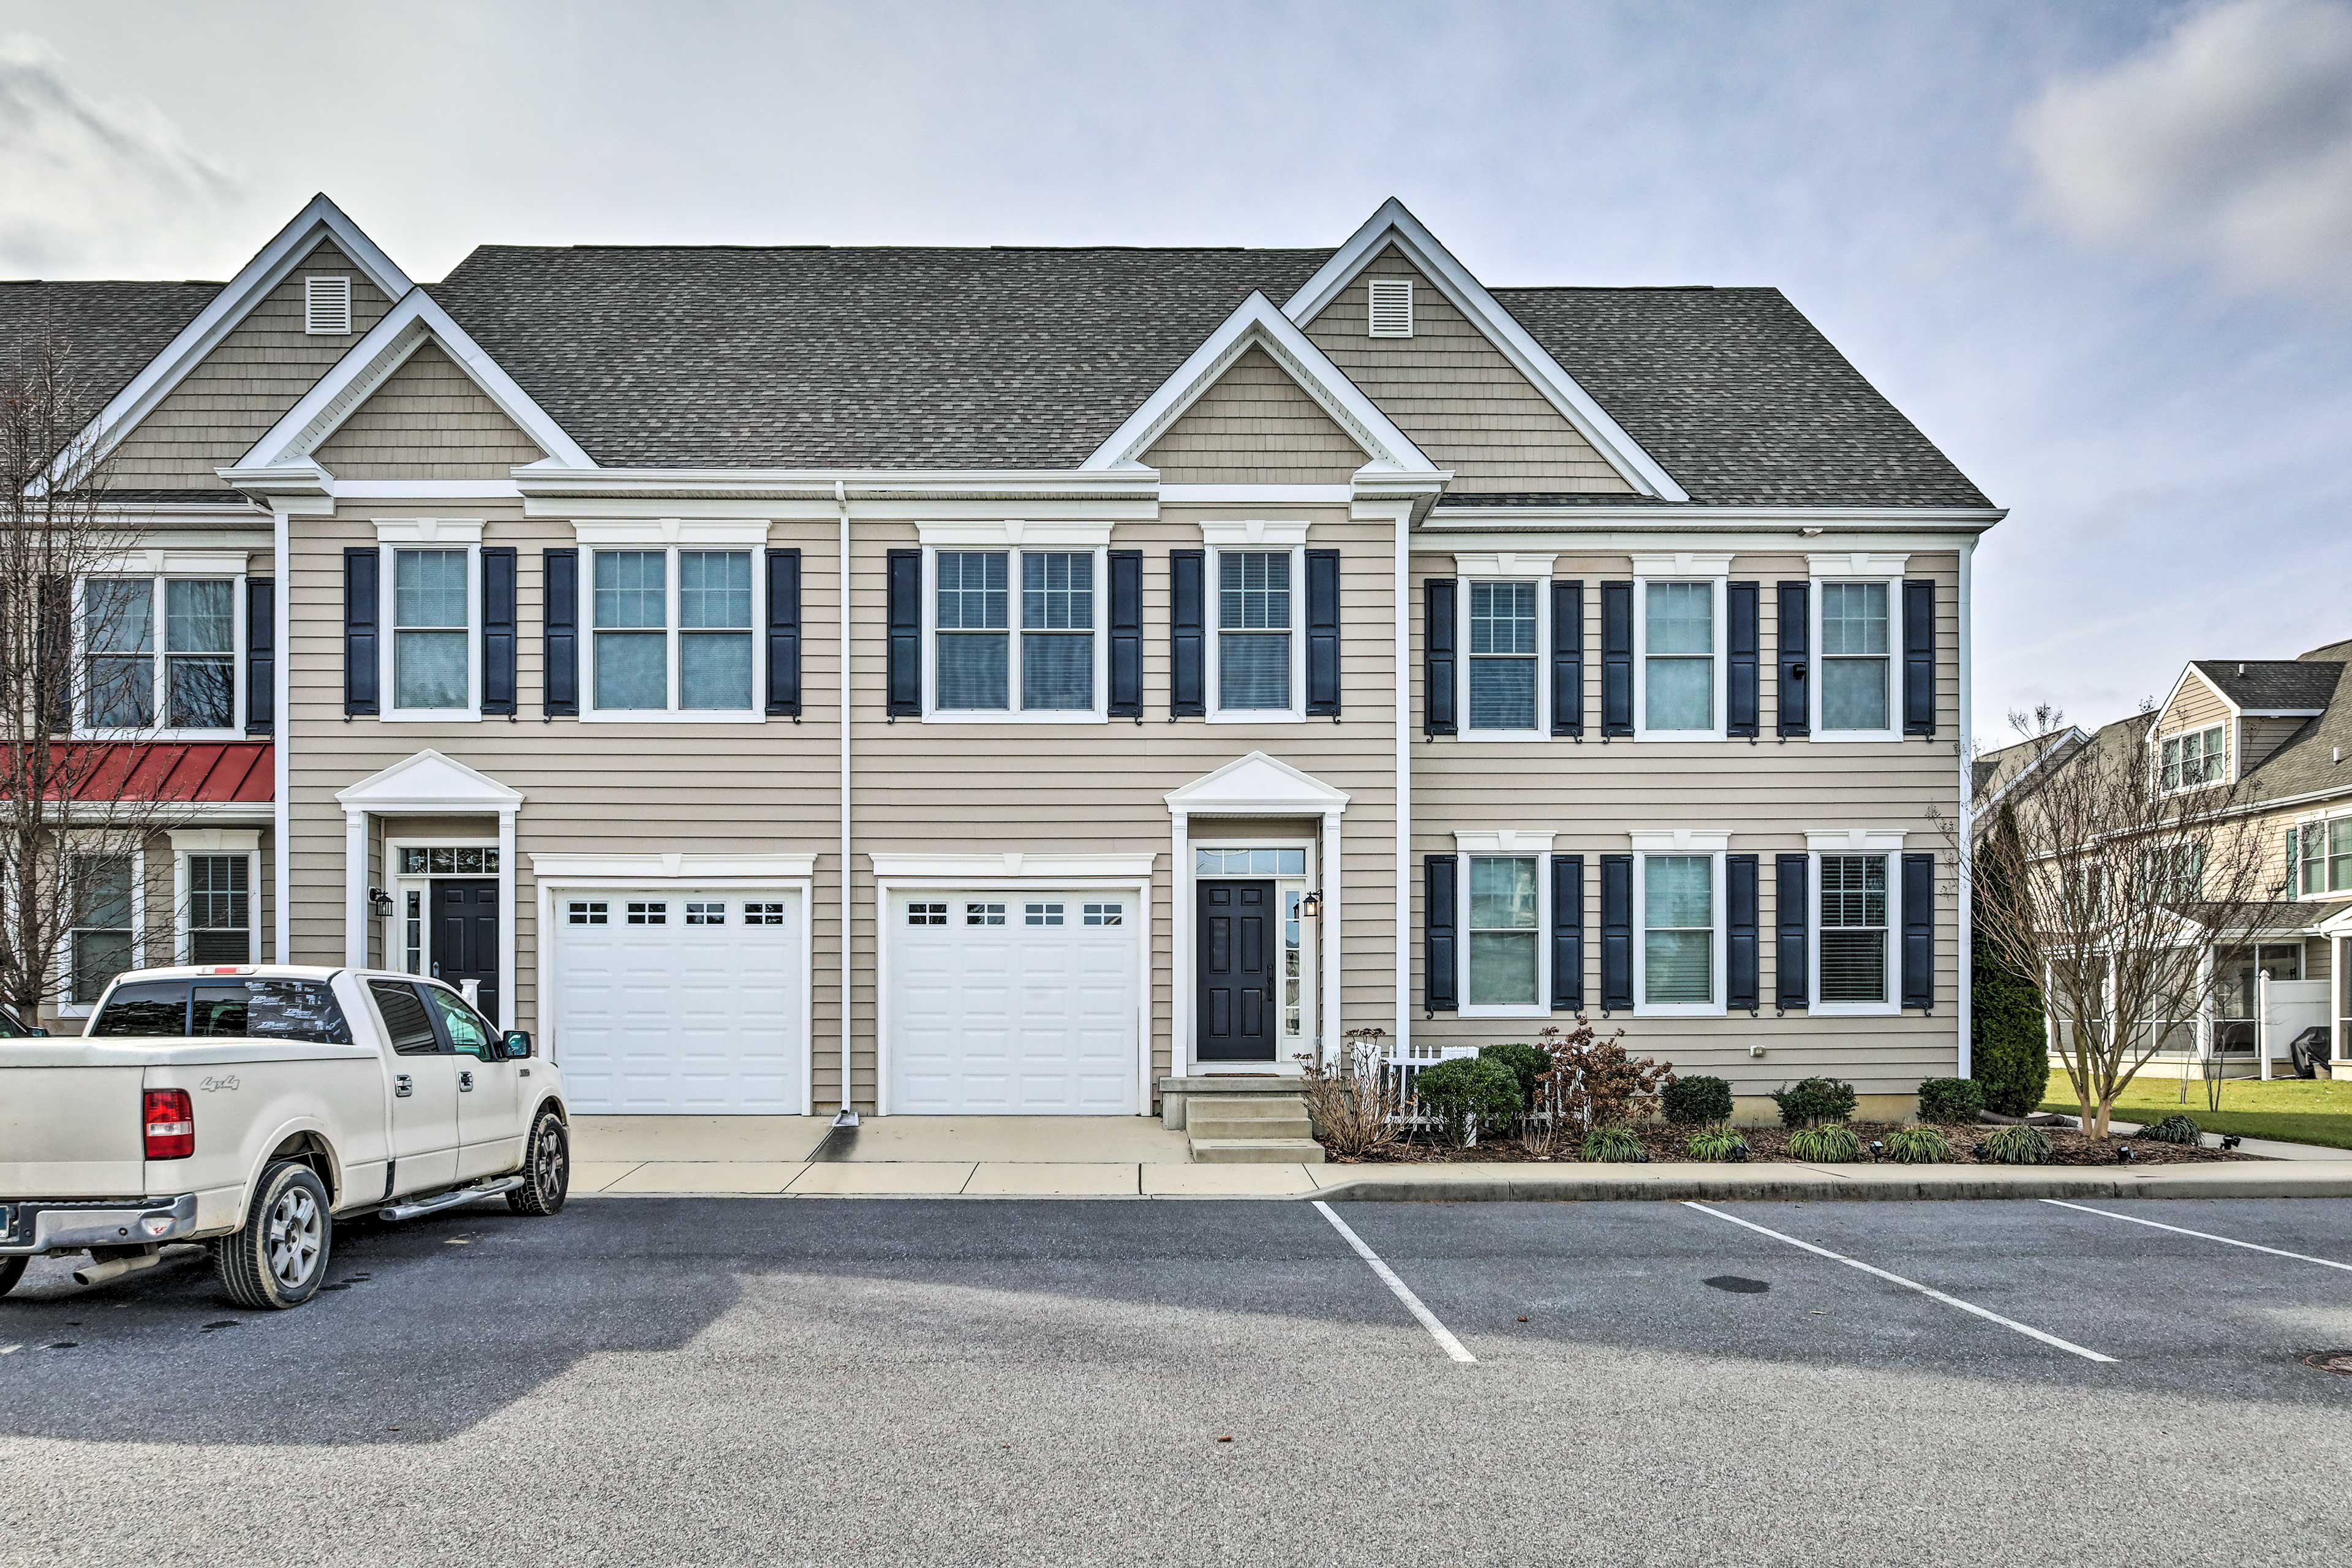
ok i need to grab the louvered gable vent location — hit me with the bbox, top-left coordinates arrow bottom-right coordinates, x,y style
1366,277 -> 1413,338
305,275 -> 352,336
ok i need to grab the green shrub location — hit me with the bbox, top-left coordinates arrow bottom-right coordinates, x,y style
1413,1056 -> 1523,1147
1978,1124 -> 2053,1165
1787,1124 -> 1864,1162
1479,1042 -> 1551,1109
1883,1124 -> 1951,1164
1684,1126 -> 1748,1162
1972,805 -> 2052,1116
2138,1114 -> 2201,1145
1917,1078 -> 1986,1126
1581,1125 -> 1648,1163
1771,1077 -> 1858,1129
1661,1074 -> 1733,1127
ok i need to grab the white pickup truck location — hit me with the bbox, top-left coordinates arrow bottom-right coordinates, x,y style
1,965 -> 570,1310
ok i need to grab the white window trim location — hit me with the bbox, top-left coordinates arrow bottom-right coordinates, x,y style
1455,556 -> 1553,741
57,840 -> 145,1018
1809,853 -> 1901,1018
2295,810 -> 2352,899
1454,829 -> 1555,1019
581,542 -> 769,723
1205,540 -> 1308,723
1631,560 -> 1728,742
72,565 -> 247,741
2156,723 -> 2230,795
1807,555 -> 1907,743
379,536 -> 483,723
170,826 -> 262,967
1630,829 -> 1729,1017
919,543 -> 1110,724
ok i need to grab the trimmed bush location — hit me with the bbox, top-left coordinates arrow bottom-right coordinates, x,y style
1972,806 -> 2052,1116
2138,1114 -> 2201,1145
1413,1056 -> 1523,1147
1662,1074 -> 1734,1128
1917,1077 -> 1986,1127
1978,1124 -> 2053,1165
1884,1124 -> 1951,1164
1479,1042 -> 1551,1109
1771,1077 -> 1858,1129
1581,1125 -> 1648,1163
1685,1126 -> 1749,1162
1787,1124 -> 1864,1163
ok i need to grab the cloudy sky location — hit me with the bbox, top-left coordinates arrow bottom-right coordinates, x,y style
4,0 -> 2347,742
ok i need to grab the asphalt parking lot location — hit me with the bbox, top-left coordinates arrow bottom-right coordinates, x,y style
4,1196 -> 2350,1566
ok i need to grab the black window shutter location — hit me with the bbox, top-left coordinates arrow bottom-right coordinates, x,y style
1423,578 -> 1456,736
1727,854 -> 1760,1011
1902,579 -> 1937,736
1902,851 -> 1935,1010
1600,580 -> 1634,737
886,548 -> 921,718
1775,581 -> 1809,737
541,549 -> 578,717
342,547 -> 379,717
1727,581 -> 1760,739
35,576 -> 70,733
766,548 -> 802,717
481,546 -> 517,717
1551,580 -> 1583,737
1108,549 -> 1142,718
1599,854 -> 1633,1011
1775,853 -> 1809,1010
1305,548 -> 1341,717
1424,855 -> 1458,1012
1170,549 -> 1205,717
244,578 -> 274,737
1550,854 -> 1585,1011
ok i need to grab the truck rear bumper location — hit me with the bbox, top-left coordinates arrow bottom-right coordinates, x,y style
0,1193 -> 199,1254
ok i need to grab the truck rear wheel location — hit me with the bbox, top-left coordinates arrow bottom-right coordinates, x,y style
0,1256 -> 25,1297
507,1109 -> 569,1216
216,1161 -> 333,1310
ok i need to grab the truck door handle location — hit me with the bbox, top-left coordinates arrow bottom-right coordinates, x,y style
459,1071 -> 475,1092
394,1074 -> 413,1098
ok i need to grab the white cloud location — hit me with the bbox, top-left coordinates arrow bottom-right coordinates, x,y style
2016,0 -> 2352,300
0,34 -> 250,277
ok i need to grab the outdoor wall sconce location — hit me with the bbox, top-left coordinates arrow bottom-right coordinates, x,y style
1300,891 -> 1323,921
368,888 -> 395,919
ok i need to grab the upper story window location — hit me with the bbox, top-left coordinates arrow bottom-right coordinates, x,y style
2297,817 -> 2352,897
2160,725 -> 2225,792
1215,549 -> 1295,715
393,548 -> 470,713
1819,582 -> 1892,732
1640,580 -> 1717,735
589,546 -> 757,717
928,547 -> 1101,718
80,575 -> 238,735
1467,581 -> 1539,732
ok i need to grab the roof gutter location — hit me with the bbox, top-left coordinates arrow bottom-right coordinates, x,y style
513,467 -> 1162,502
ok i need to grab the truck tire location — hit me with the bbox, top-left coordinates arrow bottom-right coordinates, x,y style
0,1256 -> 26,1297
216,1160 -> 333,1310
507,1109 -> 569,1216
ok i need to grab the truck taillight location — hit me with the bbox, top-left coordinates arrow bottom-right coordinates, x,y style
143,1089 -> 194,1160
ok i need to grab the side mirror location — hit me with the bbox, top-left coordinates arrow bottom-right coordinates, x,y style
502,1030 -> 535,1061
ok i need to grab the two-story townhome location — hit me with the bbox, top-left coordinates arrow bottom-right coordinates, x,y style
1977,640 -> 2352,1078
7,195 -> 1998,1124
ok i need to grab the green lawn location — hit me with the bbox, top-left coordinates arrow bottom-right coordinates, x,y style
2040,1075 -> 2352,1150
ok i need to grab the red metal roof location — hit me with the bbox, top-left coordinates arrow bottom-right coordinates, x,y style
7,742 -> 274,804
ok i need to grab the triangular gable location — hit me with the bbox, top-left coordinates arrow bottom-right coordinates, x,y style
312,341 -> 548,480
1082,292 -> 1434,478
1282,199 -> 1686,501
1165,751 -> 1351,815
43,195 -> 412,495
2152,664 -> 2238,733
228,288 -> 592,488
1140,345 -> 1372,485
336,748 -> 524,813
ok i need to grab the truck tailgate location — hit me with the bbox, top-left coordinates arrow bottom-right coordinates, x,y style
0,1066 -> 145,1195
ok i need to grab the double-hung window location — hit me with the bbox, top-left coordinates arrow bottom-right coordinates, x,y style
183,852 -> 252,963
393,548 -> 470,713
1637,578 -> 1721,736
1466,855 -> 1541,1009
1020,551 -> 1093,710
68,853 -> 137,1007
2160,725 -> 2226,792
1216,550 -> 1294,714
925,545 -> 1104,718
1818,582 -> 1891,733
679,550 -> 754,710
588,545 -> 760,717
1815,853 -> 1890,1006
1640,854 -> 1716,1008
1467,581 -> 1540,733
594,549 -> 667,710
934,551 -> 1010,710
80,574 -> 239,734
2299,816 -> 2352,897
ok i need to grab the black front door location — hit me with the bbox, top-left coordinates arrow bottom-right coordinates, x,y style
1197,880 -> 1278,1062
429,880 -> 499,1023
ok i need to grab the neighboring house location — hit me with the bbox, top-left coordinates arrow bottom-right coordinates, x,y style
4,194 -> 2000,1120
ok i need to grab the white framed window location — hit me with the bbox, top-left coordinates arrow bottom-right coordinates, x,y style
399,845 -> 498,875
586,545 -> 762,720
2160,725 -> 2227,793
2142,841 -> 2205,904
2297,816 -> 2352,897
1083,902 -> 1123,926
924,545 -> 1107,721
1451,831 -> 1555,1019
627,900 -> 668,925
375,524 -> 483,722
1631,559 -> 1728,741
685,901 -> 726,925
1805,832 -> 1905,1016
1463,578 -> 1546,736
566,900 -> 608,927
908,901 -> 947,927
1807,553 -> 1908,742
77,571 -> 243,737
744,901 -> 786,925
1025,902 -> 1065,927
1631,834 -> 1728,1017
179,851 -> 253,964
64,850 -> 141,1011
1213,548 -> 1297,717
304,274 -> 353,335
406,890 -> 426,967
964,900 -> 1006,926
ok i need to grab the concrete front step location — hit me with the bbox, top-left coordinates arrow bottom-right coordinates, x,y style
1190,1136 -> 1327,1165
1189,1115 -> 1315,1142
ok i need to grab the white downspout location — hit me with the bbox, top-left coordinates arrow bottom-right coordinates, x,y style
835,478 -> 856,1125
1394,502 -> 1411,1052
1956,536 -> 1974,1077
274,501 -> 292,963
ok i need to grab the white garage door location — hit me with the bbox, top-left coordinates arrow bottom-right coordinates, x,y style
552,889 -> 804,1114
888,891 -> 1139,1114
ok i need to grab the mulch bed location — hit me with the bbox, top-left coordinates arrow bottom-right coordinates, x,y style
1324,1121 -> 2253,1166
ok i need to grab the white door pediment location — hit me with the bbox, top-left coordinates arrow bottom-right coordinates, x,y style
1165,752 -> 1349,817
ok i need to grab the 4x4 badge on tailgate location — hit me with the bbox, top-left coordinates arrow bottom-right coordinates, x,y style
197,1075 -> 241,1093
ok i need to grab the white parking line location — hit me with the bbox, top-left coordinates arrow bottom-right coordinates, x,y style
1312,1200 -> 1477,1364
2041,1199 -> 2352,1273
1683,1202 -> 2117,1363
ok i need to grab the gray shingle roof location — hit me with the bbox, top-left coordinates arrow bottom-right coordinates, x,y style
0,281 -> 221,424
2191,660 -> 2344,712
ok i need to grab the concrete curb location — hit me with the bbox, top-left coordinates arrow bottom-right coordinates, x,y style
1306,1160 -> 2352,1204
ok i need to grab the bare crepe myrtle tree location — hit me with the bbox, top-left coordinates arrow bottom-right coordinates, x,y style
1957,706 -> 2273,1137
1,328 -> 193,1021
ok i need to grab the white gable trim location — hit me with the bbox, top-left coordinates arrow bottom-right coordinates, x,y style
40,195 -> 413,494
227,289 -> 592,480
1081,292 -> 1434,477
2153,664 -> 2241,731
1282,198 -> 1687,503
336,748 -> 524,815
1164,750 -> 1351,816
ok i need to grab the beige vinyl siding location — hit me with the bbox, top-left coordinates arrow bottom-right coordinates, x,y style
846,505 -> 1400,1106
2240,715 -> 2309,774
1302,247 -> 1634,497
1409,550 -> 1965,1095
283,503 -> 847,1100
108,242 -> 394,492
2157,671 -> 2233,784
1140,347 -> 1370,485
313,342 -> 546,480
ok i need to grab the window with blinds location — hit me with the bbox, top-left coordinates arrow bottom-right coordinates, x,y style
1020,551 -> 1093,710
1643,854 -> 1713,1003
186,853 -> 250,963
1218,551 -> 1292,711
1468,581 -> 1537,730
1466,855 -> 1539,1006
1819,581 -> 1891,731
1643,581 -> 1714,731
1817,853 -> 1887,1003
